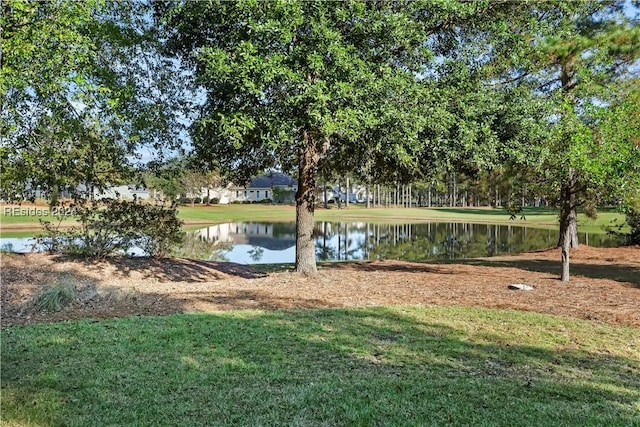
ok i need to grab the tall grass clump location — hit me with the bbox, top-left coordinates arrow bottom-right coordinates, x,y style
30,281 -> 78,312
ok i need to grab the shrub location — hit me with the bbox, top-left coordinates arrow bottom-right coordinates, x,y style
193,197 -> 202,204
37,199 -> 183,259
606,197 -> 640,245
258,198 -> 272,204
210,197 -> 219,204
202,196 -> 210,204
619,207 -> 640,245
134,203 -> 184,257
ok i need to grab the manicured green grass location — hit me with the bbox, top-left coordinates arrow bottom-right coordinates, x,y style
0,210 -> 74,226
1,203 -> 625,237
178,205 -> 623,234
0,229 -> 41,238
177,203 -> 297,223
0,204 -> 78,236
2,307 -> 639,426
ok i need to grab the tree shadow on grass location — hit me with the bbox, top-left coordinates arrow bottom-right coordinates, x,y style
2,307 -> 638,426
179,289 -> 333,310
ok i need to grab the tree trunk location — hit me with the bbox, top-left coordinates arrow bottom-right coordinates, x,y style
558,167 -> 579,282
365,184 -> 370,209
560,216 -> 572,283
346,176 -> 350,209
409,184 -> 412,208
50,185 -> 59,208
453,174 -> 457,207
323,180 -> 328,209
558,206 -> 579,249
295,137 -> 319,273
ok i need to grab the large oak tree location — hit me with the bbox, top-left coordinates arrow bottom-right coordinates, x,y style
159,0 -> 518,273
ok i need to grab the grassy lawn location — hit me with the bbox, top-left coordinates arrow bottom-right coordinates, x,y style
1,203 -> 624,237
2,306 -> 639,426
178,203 -> 297,223
178,205 -> 625,235
178,204 -> 622,232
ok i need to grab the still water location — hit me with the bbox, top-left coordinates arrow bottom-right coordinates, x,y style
1,221 -> 619,264
175,221 -> 619,264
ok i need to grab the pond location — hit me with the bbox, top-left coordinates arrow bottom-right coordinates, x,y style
181,221 -> 620,263
1,221 -> 620,264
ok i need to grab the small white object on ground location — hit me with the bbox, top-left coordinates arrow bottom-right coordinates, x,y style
508,284 -> 535,291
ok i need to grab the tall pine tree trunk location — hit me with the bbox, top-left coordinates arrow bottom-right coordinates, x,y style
323,180 -> 328,209
558,167 -> 579,282
346,176 -> 349,209
295,134 -> 319,273
366,184 -> 370,208
557,57 -> 580,282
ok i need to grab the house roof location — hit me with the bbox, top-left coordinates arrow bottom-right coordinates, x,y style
249,173 -> 297,189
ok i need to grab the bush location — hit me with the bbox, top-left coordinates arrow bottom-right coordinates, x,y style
37,199 -> 183,259
258,198 -> 272,204
193,197 -> 202,204
210,197 -> 219,204
606,199 -> 640,245
139,201 -> 183,256
623,208 -> 640,245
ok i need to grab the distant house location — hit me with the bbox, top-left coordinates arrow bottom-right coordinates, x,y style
93,185 -> 150,200
193,172 -> 298,204
236,172 -> 298,203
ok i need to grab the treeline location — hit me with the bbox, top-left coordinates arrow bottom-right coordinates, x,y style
324,171 -> 549,210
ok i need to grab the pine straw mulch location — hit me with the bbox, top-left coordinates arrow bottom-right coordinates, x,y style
1,245 -> 638,327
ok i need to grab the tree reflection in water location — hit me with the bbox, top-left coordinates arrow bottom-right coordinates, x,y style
179,221 -> 621,264
175,232 -> 232,261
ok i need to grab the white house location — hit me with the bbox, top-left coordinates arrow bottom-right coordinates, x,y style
193,172 -> 298,204
93,185 -> 150,200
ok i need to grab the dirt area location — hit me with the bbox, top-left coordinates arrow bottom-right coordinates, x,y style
1,245 -> 639,327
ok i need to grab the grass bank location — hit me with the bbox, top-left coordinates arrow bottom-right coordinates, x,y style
0,203 -> 623,237
2,306 -> 639,426
176,205 -> 624,235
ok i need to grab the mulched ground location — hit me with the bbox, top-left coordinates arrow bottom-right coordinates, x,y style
1,245 -> 638,327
